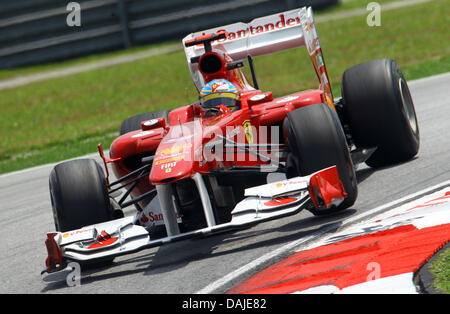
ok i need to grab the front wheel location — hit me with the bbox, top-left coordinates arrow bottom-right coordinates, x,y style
284,103 -> 357,215
49,159 -> 113,232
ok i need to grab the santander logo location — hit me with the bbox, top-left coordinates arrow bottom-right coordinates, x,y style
215,14 -> 301,42
140,211 -> 164,224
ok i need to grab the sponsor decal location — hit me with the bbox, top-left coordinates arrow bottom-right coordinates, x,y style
140,211 -> 182,226
62,228 -> 93,238
140,211 -> 164,224
275,179 -> 306,188
159,143 -> 191,156
214,14 -> 301,43
60,228 -> 96,246
154,155 -> 185,166
161,162 -> 176,173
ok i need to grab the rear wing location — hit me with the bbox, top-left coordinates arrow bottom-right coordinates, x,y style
183,6 -> 333,102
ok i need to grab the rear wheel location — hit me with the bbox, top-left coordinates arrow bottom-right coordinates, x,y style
49,159 -> 113,232
341,58 -> 420,167
284,103 -> 357,215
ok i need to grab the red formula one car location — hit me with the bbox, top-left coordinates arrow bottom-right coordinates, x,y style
43,7 -> 419,274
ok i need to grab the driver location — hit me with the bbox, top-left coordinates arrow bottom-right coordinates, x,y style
199,79 -> 241,117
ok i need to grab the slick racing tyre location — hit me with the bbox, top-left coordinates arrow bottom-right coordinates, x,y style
49,159 -> 113,232
284,103 -> 357,215
341,58 -> 420,167
119,110 -> 170,135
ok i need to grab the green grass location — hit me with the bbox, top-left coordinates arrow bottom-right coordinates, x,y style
430,247 -> 450,294
0,0 -> 449,174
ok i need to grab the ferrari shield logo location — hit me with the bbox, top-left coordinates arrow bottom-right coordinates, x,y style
243,120 -> 254,144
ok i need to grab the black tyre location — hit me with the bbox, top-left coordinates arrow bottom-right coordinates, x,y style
119,110 -> 170,135
284,103 -> 357,215
49,159 -> 112,232
341,58 -> 420,167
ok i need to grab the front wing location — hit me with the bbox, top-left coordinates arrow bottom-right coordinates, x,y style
42,166 -> 345,275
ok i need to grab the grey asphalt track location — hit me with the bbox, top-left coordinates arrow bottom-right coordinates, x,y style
0,72 -> 449,293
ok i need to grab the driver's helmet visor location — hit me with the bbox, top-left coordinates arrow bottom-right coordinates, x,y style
199,92 -> 241,111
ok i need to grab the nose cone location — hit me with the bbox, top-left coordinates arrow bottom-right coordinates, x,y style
149,120 -> 204,184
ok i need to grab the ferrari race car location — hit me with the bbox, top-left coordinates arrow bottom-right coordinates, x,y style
43,7 -> 420,274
